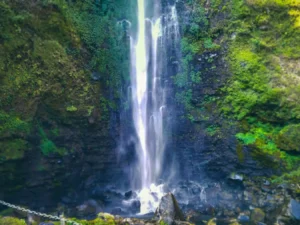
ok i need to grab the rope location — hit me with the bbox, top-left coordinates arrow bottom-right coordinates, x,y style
0,200 -> 81,225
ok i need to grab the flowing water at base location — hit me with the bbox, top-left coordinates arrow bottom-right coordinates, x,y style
137,184 -> 165,214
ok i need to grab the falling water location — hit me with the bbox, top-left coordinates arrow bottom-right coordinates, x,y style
129,0 -> 180,214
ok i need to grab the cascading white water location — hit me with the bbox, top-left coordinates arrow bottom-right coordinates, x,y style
129,0 -> 180,214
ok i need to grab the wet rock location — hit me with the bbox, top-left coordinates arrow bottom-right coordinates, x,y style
120,218 -> 146,225
76,199 -> 100,217
289,199 -> 300,220
173,221 -> 193,225
185,210 -> 203,223
221,191 -> 233,201
156,193 -> 185,224
229,173 -> 243,181
98,212 -> 115,220
61,191 -> 79,204
223,209 -> 235,217
124,190 -> 136,199
92,188 -> 123,204
257,222 -> 267,225
122,193 -> 141,213
250,208 -> 265,223
91,72 -> 101,81
237,213 -> 250,222
39,223 -> 54,225
128,200 -> 141,214
111,207 -> 125,215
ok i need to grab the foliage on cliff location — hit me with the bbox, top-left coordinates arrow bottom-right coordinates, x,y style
223,0 -> 300,178
178,0 -> 300,183
0,0 -> 129,163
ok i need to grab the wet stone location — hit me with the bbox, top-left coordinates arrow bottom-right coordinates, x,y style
250,208 -> 265,223
289,199 -> 300,220
238,213 -> 250,222
124,190 -> 135,199
156,193 -> 185,225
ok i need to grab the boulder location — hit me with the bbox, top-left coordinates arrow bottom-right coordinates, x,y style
289,199 -> 300,220
98,212 -> 115,220
155,193 -> 185,225
76,199 -> 101,217
237,213 -> 250,223
124,190 -> 138,200
250,208 -> 265,223
91,71 -> 101,81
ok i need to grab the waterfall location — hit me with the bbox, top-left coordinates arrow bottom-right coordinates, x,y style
128,0 -> 180,214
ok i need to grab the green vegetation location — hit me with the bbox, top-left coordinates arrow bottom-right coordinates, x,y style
0,0 -> 131,162
0,140 -> 27,161
159,220 -> 169,225
273,167 -> 300,187
173,3 -> 210,112
66,105 -> 78,112
0,111 -> 30,161
39,127 -> 67,156
205,125 -> 220,136
178,0 -> 300,183
0,216 -> 115,225
216,0 -> 300,179
0,217 -> 26,225
0,111 -> 30,138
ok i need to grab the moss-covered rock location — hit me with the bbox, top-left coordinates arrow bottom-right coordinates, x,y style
275,124 -> 300,152
0,0 -> 128,209
250,208 -> 265,223
175,0 -> 300,187
0,139 -> 28,161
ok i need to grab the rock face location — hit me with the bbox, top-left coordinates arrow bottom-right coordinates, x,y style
0,0 -> 130,214
156,193 -> 185,225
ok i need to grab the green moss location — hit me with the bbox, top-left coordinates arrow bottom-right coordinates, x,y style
40,139 -> 57,156
0,139 -> 27,161
0,217 -> 116,225
51,128 -> 60,136
236,133 -> 256,145
65,215 -> 116,225
0,0 -> 128,128
275,124 -> 300,152
66,105 -> 78,112
0,111 -> 30,138
39,127 -> 67,156
222,44 -> 276,120
33,39 -> 68,68
235,122 -> 300,169
273,167 -> 300,186
213,0 -> 300,179
236,142 -> 245,163
159,220 -> 169,225
40,139 -> 67,156
0,217 -> 26,225
0,209 -> 14,217
206,125 -> 220,136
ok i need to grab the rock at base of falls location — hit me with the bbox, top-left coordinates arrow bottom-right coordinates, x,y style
155,193 -> 185,225
289,199 -> 300,220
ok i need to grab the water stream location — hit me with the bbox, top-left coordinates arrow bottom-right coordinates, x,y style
129,0 -> 180,214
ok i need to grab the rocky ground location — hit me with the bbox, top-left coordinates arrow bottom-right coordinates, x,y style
1,177 -> 300,225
